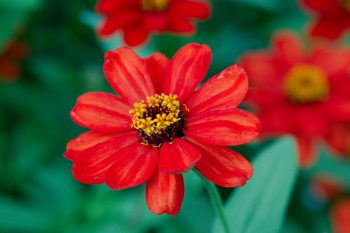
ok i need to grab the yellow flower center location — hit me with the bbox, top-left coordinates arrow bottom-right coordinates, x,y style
283,64 -> 329,104
129,93 -> 185,147
141,0 -> 169,12
339,0 -> 350,12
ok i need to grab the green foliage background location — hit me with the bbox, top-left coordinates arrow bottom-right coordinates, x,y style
1,0 -> 350,232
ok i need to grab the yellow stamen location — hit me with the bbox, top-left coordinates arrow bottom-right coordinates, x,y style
141,0 -> 169,12
130,93 -> 182,136
283,64 -> 329,104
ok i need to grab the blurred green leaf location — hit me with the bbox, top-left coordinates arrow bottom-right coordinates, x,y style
0,197 -> 53,232
0,0 -> 42,9
224,0 -> 282,11
0,11 -> 27,50
213,137 -> 298,233
0,0 -> 42,50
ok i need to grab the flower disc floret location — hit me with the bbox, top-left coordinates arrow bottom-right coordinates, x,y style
283,64 -> 329,103
130,93 -> 185,147
141,0 -> 169,12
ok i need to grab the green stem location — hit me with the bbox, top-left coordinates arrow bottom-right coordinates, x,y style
194,170 -> 231,233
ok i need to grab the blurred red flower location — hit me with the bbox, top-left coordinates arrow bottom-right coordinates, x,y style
65,43 -> 260,215
0,41 -> 28,82
301,0 -> 350,39
95,0 -> 210,46
240,32 -> 350,167
331,199 -> 350,233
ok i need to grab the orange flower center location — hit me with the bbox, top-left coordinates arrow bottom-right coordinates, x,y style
141,0 -> 169,12
129,93 -> 186,147
283,64 -> 329,104
339,0 -> 350,12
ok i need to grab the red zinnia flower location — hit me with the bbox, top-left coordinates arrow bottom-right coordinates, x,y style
95,0 -> 210,46
65,43 -> 260,215
240,32 -> 350,167
331,199 -> 350,233
0,40 -> 28,82
301,0 -> 350,39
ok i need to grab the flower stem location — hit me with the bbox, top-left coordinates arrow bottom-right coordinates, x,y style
194,170 -> 231,233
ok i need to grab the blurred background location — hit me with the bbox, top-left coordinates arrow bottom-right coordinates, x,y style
1,0 -> 350,232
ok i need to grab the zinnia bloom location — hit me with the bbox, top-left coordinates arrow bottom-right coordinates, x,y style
240,32 -> 350,167
95,0 -> 210,46
301,0 -> 350,39
65,43 -> 260,215
331,199 -> 350,233
0,40 -> 28,82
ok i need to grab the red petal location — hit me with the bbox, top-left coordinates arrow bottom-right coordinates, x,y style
97,16 -> 124,37
72,132 -> 139,184
159,138 -> 201,173
146,171 -> 184,216
103,47 -> 155,104
105,144 -> 158,190
186,109 -> 260,146
310,45 -> 350,77
162,44 -> 212,102
188,138 -> 253,187
168,17 -> 195,33
325,125 -> 350,155
145,52 -> 170,93
331,199 -> 350,233
240,52 -> 283,90
258,104 -> 295,134
144,14 -> 168,31
302,0 -> 344,15
326,97 -> 350,122
272,32 -> 303,67
170,0 -> 211,19
185,64 -> 248,115
123,26 -> 151,47
95,0 -> 124,14
294,107 -> 328,137
70,92 -> 132,133
310,17 -> 350,40
295,136 -> 316,167
65,131 -> 119,160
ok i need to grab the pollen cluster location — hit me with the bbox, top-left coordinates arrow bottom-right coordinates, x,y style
283,64 -> 329,104
141,0 -> 169,12
130,93 -> 185,147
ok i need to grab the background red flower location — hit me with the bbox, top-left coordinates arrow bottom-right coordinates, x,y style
240,31 -> 350,167
95,0 -> 210,46
0,40 -> 28,82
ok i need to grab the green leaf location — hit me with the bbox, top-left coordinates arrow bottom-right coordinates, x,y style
223,0 -> 283,11
0,197 -> 53,232
213,137 -> 298,233
0,0 -> 42,9
0,0 -> 42,51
